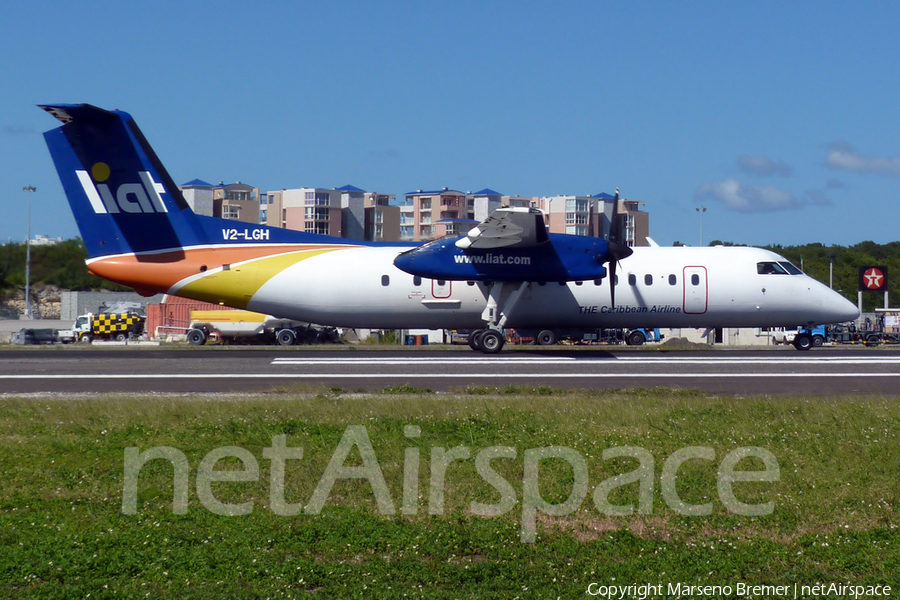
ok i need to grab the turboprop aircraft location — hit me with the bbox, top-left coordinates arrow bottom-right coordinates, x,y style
41,104 -> 859,353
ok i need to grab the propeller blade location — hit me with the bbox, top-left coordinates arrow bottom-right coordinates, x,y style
603,189 -> 635,307
609,259 -> 616,308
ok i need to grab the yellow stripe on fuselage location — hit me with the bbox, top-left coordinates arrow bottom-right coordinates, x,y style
174,247 -> 345,309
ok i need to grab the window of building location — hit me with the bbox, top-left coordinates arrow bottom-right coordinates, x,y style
223,205 -> 240,219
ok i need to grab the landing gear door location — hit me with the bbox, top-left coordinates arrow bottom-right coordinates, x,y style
683,266 -> 708,314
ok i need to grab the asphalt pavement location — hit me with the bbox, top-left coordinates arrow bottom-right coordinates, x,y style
2,345 -> 899,395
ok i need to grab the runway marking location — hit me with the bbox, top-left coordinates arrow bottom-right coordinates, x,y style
271,356 -> 578,365
270,356 -> 900,366
2,372 -> 900,380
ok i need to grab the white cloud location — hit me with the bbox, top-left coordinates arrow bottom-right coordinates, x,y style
825,142 -> 900,176
737,155 -> 792,177
695,179 -> 821,212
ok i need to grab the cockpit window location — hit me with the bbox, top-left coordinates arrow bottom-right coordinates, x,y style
778,261 -> 803,275
757,261 -> 789,275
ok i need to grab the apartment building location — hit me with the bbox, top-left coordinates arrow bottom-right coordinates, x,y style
401,188 -> 469,241
363,192 -> 400,242
188,179 -> 649,245
214,182 -> 259,223
541,194 -> 607,237
619,199 -> 649,247
180,179 -> 214,216
179,180 -> 260,224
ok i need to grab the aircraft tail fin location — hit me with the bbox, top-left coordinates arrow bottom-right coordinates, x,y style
41,104 -> 207,259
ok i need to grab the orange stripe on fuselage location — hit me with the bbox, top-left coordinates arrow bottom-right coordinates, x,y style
87,245 -> 354,297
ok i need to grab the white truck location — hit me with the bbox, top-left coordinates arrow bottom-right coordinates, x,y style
186,310 -> 339,346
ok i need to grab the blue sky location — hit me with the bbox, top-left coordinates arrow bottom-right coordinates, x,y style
3,1 -> 900,247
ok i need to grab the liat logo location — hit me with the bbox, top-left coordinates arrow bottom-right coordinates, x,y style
76,163 -> 168,214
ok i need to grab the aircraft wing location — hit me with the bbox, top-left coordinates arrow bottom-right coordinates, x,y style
455,207 -> 548,250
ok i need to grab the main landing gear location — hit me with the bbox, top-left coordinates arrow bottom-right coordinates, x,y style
468,281 -> 531,354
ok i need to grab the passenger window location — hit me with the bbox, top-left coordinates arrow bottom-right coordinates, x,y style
644,274 -> 653,286
668,274 -> 676,286
691,274 -> 700,286
437,280 -> 446,286
381,275 -> 390,286
575,281 -> 583,286
614,275 -> 619,285
466,281 -> 475,286
413,276 -> 422,286
594,278 -> 603,286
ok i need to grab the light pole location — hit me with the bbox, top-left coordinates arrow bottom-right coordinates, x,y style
826,252 -> 837,289
23,186 -> 36,319
695,206 -> 707,247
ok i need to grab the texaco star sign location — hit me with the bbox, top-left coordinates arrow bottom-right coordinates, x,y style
863,267 -> 885,290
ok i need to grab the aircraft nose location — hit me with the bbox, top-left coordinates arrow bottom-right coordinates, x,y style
825,290 -> 859,323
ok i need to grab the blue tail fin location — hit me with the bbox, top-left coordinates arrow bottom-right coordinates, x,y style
41,104 -> 208,258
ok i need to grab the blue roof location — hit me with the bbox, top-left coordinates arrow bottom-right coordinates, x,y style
337,184 -> 366,192
472,188 -> 502,196
405,188 -> 466,196
181,179 -> 213,187
593,192 -> 616,199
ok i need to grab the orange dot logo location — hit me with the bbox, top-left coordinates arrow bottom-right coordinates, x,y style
91,162 -> 110,182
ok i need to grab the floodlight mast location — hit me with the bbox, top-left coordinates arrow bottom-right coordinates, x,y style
23,185 -> 36,319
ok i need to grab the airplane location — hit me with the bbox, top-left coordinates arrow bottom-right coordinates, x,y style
40,103 -> 859,353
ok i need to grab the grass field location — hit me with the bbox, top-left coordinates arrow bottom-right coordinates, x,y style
1,386 -> 898,598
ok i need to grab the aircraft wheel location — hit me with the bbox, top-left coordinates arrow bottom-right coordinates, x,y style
812,335 -> 824,347
479,330 -> 505,354
187,329 -> 206,346
276,329 -> 296,346
627,331 -> 645,346
536,330 -> 557,346
793,333 -> 813,351
468,329 -> 485,351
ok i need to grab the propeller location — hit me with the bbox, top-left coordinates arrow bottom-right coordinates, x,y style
606,188 -> 633,308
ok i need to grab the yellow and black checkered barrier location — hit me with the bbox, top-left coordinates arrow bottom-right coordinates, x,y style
92,313 -> 144,334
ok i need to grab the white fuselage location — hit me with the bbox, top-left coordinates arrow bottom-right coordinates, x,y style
233,244 -> 859,330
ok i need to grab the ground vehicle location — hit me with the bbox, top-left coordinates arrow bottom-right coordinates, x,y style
12,328 -> 59,345
624,328 -> 664,346
59,311 -> 146,343
796,325 -> 827,349
186,310 -> 339,346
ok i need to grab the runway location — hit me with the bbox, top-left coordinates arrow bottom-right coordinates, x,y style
2,346 -> 900,395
